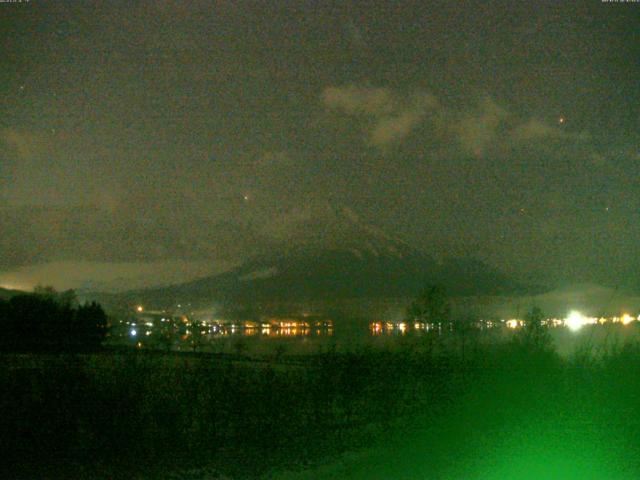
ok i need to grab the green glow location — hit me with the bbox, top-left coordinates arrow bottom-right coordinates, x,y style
445,419 -> 631,480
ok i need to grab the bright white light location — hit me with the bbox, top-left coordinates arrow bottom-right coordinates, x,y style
506,319 -> 519,329
130,329 -> 137,337
621,314 -> 634,326
565,311 -> 585,331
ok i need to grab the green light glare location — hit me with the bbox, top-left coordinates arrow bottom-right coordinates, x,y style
448,421 -> 631,480
475,450 -> 609,480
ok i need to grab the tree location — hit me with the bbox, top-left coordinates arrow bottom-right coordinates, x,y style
189,320 -> 206,352
33,286 -> 78,308
33,285 -> 58,298
515,306 -> 552,353
406,285 -> 451,327
151,323 -> 175,352
73,301 -> 108,351
58,289 -> 79,308
5,293 -> 62,351
0,289 -> 107,352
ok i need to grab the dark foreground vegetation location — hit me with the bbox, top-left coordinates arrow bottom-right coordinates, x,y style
2,329 -> 640,479
0,287 -> 107,353
1,291 -> 638,478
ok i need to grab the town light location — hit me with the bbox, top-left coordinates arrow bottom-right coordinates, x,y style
621,313 -> 634,326
565,311 -> 585,331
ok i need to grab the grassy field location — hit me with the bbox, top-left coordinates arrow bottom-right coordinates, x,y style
2,331 -> 640,479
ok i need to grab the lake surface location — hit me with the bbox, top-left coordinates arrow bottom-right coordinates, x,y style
107,319 -> 640,358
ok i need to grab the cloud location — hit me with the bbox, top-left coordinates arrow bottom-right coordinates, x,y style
0,203 -> 263,272
370,110 -> 424,148
0,260 -> 234,292
322,86 -> 396,116
510,119 -> 565,142
322,84 -> 599,161
322,86 -> 438,148
455,97 -> 508,157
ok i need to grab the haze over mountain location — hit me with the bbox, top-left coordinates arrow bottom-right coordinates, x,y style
111,203 -> 534,316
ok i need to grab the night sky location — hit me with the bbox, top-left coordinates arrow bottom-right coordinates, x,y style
0,1 -> 638,292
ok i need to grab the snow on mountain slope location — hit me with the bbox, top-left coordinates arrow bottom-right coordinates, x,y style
260,201 -> 415,260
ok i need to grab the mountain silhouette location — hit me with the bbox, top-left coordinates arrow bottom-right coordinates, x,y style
119,203 -> 531,312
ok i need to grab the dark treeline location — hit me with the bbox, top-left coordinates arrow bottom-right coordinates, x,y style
0,287 -> 107,352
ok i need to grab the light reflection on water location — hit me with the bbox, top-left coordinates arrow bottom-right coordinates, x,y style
370,321 -> 432,336
194,325 -> 334,338
109,316 -> 640,357
108,321 -> 337,353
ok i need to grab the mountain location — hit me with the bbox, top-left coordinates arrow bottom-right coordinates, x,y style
259,202 -> 417,258
0,287 -> 25,301
115,203 -> 533,313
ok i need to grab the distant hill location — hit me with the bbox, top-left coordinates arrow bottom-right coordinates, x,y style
112,203 -> 538,315
0,287 -> 23,301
